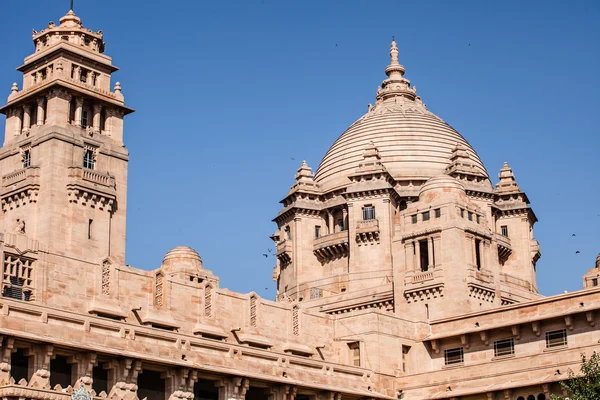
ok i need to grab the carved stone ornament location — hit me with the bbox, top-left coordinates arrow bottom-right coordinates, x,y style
72,386 -> 92,400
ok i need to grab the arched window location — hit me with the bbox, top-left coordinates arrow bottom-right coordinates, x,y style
399,200 -> 407,211
537,395 -> 546,400
517,397 -> 524,400
527,395 -> 535,400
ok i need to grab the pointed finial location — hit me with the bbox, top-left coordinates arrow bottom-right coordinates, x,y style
70,0 -> 74,11
11,83 -> 18,94
114,82 -> 122,94
390,38 -> 399,65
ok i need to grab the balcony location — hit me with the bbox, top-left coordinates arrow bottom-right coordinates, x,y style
276,239 -> 293,266
531,239 -> 541,263
500,272 -> 533,292
313,231 -> 349,261
66,166 -> 116,211
356,219 -> 379,243
494,233 -> 512,264
1,166 -> 40,212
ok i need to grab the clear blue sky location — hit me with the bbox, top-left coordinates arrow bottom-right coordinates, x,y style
1,1 -> 599,298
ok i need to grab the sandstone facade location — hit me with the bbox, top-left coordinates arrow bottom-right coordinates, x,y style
0,8 -> 598,400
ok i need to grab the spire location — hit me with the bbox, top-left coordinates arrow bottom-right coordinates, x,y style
375,38 -> 418,104
495,162 -> 521,193
70,0 -> 74,11
294,161 -> 314,184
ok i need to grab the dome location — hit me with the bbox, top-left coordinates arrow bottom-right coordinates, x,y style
162,246 -> 203,272
314,41 -> 489,193
419,175 -> 465,197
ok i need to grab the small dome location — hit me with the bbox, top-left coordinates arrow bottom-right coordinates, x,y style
162,246 -> 203,272
419,175 -> 465,197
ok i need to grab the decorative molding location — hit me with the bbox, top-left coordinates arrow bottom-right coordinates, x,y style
468,283 -> 495,303
404,284 -> 443,303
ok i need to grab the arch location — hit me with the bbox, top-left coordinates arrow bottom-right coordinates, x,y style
537,395 -> 546,400
527,395 -> 535,400
517,397 -> 524,400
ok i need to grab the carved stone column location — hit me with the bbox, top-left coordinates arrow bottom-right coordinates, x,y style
268,385 -> 296,400
74,97 -> 84,127
327,210 -> 333,235
93,104 -> 102,133
316,391 -> 341,400
105,358 -> 142,400
11,108 -> 22,137
215,377 -> 249,400
26,343 -> 53,389
427,237 -> 433,270
165,368 -> 197,400
342,208 -> 348,230
72,352 -> 97,389
36,97 -> 45,126
0,336 -> 15,385
22,104 -> 32,133
415,240 -> 421,271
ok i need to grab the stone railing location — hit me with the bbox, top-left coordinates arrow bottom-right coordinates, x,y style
2,166 -> 40,188
313,231 -> 349,260
9,75 -> 120,103
412,271 -> 434,283
473,268 -> 494,284
494,233 -> 513,264
68,166 -> 115,188
357,219 -> 379,232
500,273 -> 533,292
276,239 -> 293,265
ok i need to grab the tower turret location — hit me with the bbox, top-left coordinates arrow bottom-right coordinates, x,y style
0,8 -> 134,265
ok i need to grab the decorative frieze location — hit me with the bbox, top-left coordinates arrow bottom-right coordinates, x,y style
468,284 -> 495,303
404,284 -> 444,303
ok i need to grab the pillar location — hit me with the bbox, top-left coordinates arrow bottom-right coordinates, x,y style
415,240 -> 421,272
75,66 -> 82,82
0,337 -> 15,385
427,237 -> 434,270
93,104 -> 102,133
74,97 -> 83,127
342,207 -> 348,230
36,97 -> 45,126
216,377 -> 249,400
471,237 -> 477,268
327,210 -> 333,235
12,108 -> 22,137
22,104 -> 32,133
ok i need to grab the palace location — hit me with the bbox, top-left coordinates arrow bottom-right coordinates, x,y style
0,7 -> 599,400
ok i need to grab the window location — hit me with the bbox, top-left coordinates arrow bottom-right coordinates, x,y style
545,329 -> 567,348
82,110 -> 89,128
444,347 -> 464,365
80,69 -> 88,83
411,215 -> 417,224
2,254 -> 33,301
475,239 -> 482,270
284,226 -> 291,240
92,364 -> 108,395
50,355 -> 72,388
501,225 -> 509,237
460,209 -> 465,218
314,225 -> 321,239
399,201 -> 407,211
434,208 -> 441,218
402,345 -> 410,373
337,218 -> 345,232
363,205 -> 375,220
83,149 -> 95,169
476,215 -> 480,224
422,211 -> 430,221
22,149 -> 31,168
593,278 -> 598,287
348,342 -> 360,367
88,219 -> 93,240
468,211 -> 473,221
493,338 -> 514,357
419,240 -> 429,272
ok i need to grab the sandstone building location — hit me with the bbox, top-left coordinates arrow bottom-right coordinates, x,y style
0,8 -> 599,400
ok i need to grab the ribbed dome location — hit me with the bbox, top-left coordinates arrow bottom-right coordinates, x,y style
162,246 -> 203,271
314,41 -> 489,193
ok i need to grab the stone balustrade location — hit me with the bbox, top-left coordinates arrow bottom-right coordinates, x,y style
412,270 -> 434,283
313,231 -> 349,260
68,166 -> 115,188
2,166 -> 40,188
356,219 -> 379,243
494,232 -> 512,264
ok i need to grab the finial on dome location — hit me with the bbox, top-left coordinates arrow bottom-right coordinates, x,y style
390,38 -> 399,65
10,83 -> 18,94
295,160 -> 314,183
70,0 -> 74,11
496,161 -> 521,193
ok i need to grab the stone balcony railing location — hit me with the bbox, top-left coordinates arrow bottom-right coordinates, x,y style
494,233 -> 512,264
313,231 -> 349,260
68,166 -> 115,188
405,267 -> 444,286
468,267 -> 494,284
500,272 -> 534,292
531,239 -> 541,263
356,219 -> 380,243
9,75 -> 121,103
2,166 -> 40,189
276,239 -> 293,266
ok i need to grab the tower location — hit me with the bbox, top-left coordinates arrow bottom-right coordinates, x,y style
0,8 -> 133,265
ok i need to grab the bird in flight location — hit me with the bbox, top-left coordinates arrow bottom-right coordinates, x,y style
575,251 -> 580,254
262,254 -> 268,258
572,234 -> 576,237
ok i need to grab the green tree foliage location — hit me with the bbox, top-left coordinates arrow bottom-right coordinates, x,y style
551,352 -> 600,400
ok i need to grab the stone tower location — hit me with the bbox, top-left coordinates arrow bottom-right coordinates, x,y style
0,8 -> 133,265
